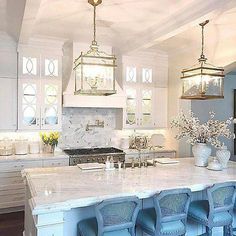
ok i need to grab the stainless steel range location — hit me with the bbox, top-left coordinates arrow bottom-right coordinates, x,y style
64,147 -> 125,166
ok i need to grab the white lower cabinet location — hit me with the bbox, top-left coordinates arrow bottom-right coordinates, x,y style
125,150 -> 176,162
0,156 -> 68,213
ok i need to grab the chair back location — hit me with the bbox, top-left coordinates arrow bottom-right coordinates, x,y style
207,182 -> 236,214
153,188 -> 191,224
95,196 -> 141,236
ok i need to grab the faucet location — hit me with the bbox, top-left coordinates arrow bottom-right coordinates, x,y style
86,120 -> 105,131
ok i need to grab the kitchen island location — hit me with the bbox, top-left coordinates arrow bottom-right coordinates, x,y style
23,158 -> 236,236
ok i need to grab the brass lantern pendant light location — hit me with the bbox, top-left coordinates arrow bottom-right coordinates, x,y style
181,20 -> 224,100
73,0 -> 117,96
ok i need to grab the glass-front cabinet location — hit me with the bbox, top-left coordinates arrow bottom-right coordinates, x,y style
18,52 -> 62,130
41,80 -> 61,130
123,60 -> 167,129
18,79 -> 40,129
124,66 -> 155,129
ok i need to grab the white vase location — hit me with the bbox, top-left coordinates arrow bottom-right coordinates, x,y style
216,146 -> 231,169
192,143 -> 211,167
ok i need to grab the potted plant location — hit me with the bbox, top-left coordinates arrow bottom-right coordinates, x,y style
171,111 -> 234,167
40,132 -> 60,154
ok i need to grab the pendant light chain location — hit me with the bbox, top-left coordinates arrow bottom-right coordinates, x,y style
201,24 -> 204,59
93,5 -> 97,44
199,20 -> 209,62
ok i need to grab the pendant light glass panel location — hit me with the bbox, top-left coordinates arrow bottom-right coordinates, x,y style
181,63 -> 224,99
74,49 -> 116,95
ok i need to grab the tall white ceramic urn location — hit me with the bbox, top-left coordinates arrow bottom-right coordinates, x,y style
192,143 -> 211,167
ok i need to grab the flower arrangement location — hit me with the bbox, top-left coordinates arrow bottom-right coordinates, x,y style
40,132 -> 60,153
171,111 -> 235,148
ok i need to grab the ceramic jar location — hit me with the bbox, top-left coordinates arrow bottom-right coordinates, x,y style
216,146 -> 230,169
192,143 -> 211,167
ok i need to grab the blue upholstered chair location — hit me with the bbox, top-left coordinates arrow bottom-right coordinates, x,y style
78,196 -> 141,236
188,182 -> 236,236
137,188 -> 192,236
233,200 -> 236,235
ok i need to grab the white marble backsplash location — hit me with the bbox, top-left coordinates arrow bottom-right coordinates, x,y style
60,108 -> 116,149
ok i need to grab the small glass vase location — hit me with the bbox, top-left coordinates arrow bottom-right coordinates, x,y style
43,144 -> 55,154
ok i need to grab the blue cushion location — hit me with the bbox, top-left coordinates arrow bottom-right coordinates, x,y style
78,217 -> 131,236
160,221 -> 185,235
137,208 -> 185,235
188,200 -> 232,226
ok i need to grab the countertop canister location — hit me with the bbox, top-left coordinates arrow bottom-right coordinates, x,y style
15,139 -> 28,155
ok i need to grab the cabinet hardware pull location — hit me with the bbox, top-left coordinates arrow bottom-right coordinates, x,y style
36,118 -> 40,126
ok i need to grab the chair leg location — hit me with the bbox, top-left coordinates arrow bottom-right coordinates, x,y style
206,227 -> 212,236
224,225 -> 233,236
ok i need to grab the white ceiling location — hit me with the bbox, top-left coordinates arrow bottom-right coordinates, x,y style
32,0 -> 195,46
0,0 -> 25,40
154,7 -> 236,54
1,0 -> 236,65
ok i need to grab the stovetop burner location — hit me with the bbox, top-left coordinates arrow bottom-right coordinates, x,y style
65,147 -> 125,166
64,147 -> 124,156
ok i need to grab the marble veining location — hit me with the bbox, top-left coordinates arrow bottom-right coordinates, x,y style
23,158 -> 236,215
60,108 -> 116,149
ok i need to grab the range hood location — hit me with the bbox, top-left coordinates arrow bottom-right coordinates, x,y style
63,42 -> 126,108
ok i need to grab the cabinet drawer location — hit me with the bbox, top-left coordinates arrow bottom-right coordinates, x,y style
0,200 -> 25,209
154,152 -> 176,158
0,183 -> 25,191
0,176 -> 23,185
42,159 -> 69,167
0,193 -> 25,203
0,188 -> 25,196
0,160 -> 42,171
0,171 -> 21,178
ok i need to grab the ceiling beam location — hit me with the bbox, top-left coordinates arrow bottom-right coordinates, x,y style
18,0 -> 42,44
120,0 -> 236,54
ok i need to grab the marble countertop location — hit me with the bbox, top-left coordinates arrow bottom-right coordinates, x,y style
124,148 -> 176,155
23,158 -> 236,215
0,151 -> 69,162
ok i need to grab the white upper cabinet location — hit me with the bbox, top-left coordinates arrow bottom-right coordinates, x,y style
122,53 -> 168,129
40,80 -> 62,130
17,42 -> 63,130
0,34 -> 17,131
18,79 -> 41,130
0,77 -> 17,130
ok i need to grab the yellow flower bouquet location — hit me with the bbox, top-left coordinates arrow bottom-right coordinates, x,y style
40,132 -> 60,153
